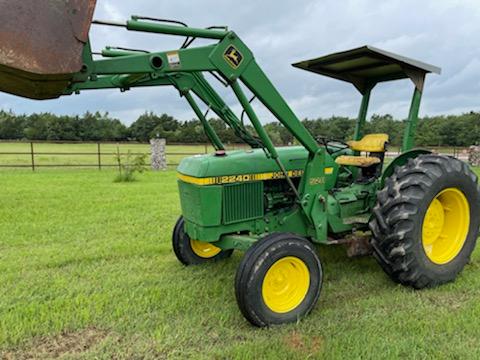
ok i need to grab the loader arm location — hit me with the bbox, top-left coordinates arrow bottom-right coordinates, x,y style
68,67 -> 262,149
69,18 -> 320,157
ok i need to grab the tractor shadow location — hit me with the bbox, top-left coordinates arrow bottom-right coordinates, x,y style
154,243 -> 396,329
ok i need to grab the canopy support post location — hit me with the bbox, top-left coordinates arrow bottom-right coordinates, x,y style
402,87 -> 423,152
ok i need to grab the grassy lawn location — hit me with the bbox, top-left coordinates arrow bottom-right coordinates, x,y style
1,168 -> 480,359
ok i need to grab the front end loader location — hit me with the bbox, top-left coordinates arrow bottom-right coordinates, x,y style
1,2 -> 479,327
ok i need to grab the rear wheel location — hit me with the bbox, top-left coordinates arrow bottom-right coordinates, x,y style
235,233 -> 323,327
370,154 -> 480,288
172,216 -> 233,265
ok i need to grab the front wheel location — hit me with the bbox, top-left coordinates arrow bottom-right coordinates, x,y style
235,233 -> 323,327
172,216 -> 233,265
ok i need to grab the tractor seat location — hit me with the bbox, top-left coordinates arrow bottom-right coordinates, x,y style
335,133 -> 389,168
347,133 -> 389,152
335,155 -> 380,167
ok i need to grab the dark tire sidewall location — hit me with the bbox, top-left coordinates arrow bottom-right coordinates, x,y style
236,234 -> 322,326
412,169 -> 480,280
370,155 -> 480,288
172,216 -> 232,265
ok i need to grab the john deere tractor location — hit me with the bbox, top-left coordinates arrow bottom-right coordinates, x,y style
1,2 -> 479,327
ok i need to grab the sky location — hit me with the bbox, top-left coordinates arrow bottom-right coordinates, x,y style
1,0 -> 480,125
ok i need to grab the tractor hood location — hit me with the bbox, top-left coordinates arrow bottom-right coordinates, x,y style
177,146 -> 308,179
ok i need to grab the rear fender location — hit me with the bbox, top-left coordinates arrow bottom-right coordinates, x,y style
381,148 -> 432,188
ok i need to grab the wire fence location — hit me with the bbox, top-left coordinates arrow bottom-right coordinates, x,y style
0,140 -> 469,171
0,140 -> 250,170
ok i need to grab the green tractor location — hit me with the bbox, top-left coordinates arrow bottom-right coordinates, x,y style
1,4 -> 479,327
170,45 -> 480,326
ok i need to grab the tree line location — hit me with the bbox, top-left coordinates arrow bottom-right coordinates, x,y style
0,109 -> 479,147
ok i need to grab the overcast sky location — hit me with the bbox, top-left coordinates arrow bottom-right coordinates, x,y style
1,0 -> 479,124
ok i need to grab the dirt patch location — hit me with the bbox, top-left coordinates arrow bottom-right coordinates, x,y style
1,327 -> 109,359
283,330 -> 323,357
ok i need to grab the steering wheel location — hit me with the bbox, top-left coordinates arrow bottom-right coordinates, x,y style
317,136 -> 350,155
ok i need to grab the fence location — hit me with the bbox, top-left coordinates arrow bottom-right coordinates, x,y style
0,140 -> 469,171
0,140 -> 249,170
385,147 -> 468,161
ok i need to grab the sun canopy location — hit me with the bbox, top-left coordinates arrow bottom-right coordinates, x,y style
292,45 -> 441,94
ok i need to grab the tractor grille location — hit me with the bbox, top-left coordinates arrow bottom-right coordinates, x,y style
223,182 -> 264,224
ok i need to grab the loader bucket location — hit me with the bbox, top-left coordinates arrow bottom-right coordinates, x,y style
0,0 -> 97,100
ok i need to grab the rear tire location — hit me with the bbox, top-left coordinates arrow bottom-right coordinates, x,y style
370,154 -> 480,288
235,233 -> 323,327
172,216 -> 233,265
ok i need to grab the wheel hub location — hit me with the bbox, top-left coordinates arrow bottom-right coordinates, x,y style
190,239 -> 221,258
423,198 -> 445,245
262,256 -> 310,313
422,188 -> 470,264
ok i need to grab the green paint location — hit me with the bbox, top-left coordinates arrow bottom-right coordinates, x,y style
381,148 -> 432,187
231,80 -> 278,158
402,88 -> 423,152
177,181 -> 223,227
183,92 -> 224,150
353,88 -> 372,141
127,18 -> 228,39
240,61 -> 319,155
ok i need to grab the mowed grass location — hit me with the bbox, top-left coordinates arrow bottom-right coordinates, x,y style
1,169 -> 480,359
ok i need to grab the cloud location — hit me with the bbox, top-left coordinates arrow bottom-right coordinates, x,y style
101,1 -> 124,22
0,0 -> 479,124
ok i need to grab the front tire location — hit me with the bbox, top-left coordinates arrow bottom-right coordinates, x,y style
370,154 -> 480,288
235,233 -> 323,327
172,216 -> 233,265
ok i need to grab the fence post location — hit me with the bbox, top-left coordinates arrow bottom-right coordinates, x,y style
30,142 -> 35,171
97,143 -> 102,170
116,146 -> 121,172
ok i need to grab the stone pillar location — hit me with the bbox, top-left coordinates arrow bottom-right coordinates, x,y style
468,145 -> 480,167
150,138 -> 167,171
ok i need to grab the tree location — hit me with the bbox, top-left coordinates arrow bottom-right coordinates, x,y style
129,112 -> 180,141
0,110 -> 25,139
0,109 -> 480,148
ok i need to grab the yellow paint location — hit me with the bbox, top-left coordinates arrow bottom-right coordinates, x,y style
422,188 -> 470,264
190,239 -> 222,258
335,155 -> 381,167
178,169 -> 304,186
324,167 -> 334,175
262,256 -> 310,313
309,177 -> 325,185
178,173 -> 216,185
223,46 -> 243,68
348,133 -> 389,152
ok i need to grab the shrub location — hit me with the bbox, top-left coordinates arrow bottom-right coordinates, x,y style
113,147 -> 147,183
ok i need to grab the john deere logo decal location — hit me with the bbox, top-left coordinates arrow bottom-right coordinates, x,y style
224,46 -> 243,69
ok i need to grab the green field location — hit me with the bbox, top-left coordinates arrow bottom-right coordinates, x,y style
1,168 -> 480,359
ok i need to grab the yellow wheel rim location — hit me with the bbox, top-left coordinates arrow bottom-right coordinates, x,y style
422,188 -> 470,265
262,256 -> 310,313
190,240 -> 222,258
